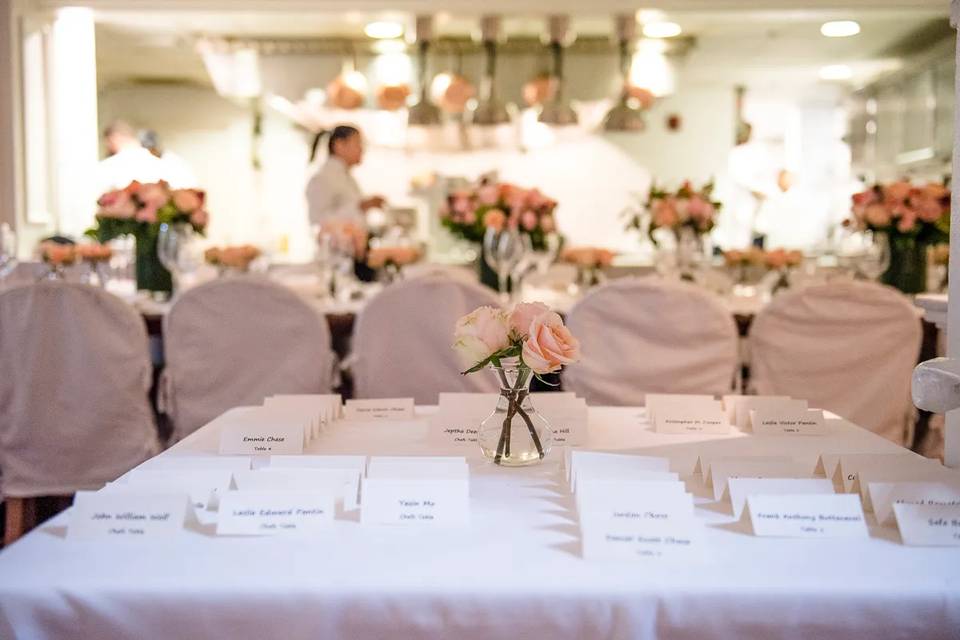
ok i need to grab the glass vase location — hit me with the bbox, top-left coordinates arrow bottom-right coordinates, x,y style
882,235 -> 928,294
478,363 -> 553,466
135,228 -> 173,296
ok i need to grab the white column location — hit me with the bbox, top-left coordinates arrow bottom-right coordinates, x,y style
49,6 -> 98,237
946,0 -> 960,468
0,0 -> 20,233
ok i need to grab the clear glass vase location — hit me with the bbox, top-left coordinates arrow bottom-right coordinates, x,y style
478,363 -> 553,466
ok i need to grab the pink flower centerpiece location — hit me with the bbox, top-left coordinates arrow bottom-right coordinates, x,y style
453,302 -> 581,466
627,180 -> 721,242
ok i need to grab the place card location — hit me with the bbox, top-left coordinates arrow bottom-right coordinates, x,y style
893,503 -> 960,546
429,393 -> 493,446
366,456 -> 468,478
117,469 -> 233,511
137,455 -> 252,472
344,398 -> 414,421
233,467 -> 362,510
580,516 -> 704,562
869,481 -> 960,526
837,453 -> 942,493
575,479 -> 690,518
360,478 -> 470,526
645,394 -> 715,423
269,454 -> 366,472
750,408 -> 826,436
69,491 -> 190,539
694,453 -> 793,478
533,395 -> 589,446
746,494 -> 868,538
216,491 -> 335,535
566,451 -> 671,490
732,397 -> 806,431
727,477 -> 835,518
218,408 -> 306,455
709,458 -> 811,501
265,394 -> 342,436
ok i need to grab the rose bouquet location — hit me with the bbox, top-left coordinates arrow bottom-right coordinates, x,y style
440,179 -> 559,251
453,302 -> 580,465
366,245 -> 422,283
722,247 -> 802,270
204,245 -> 261,273
626,180 -> 721,243
86,181 -> 208,294
39,242 -> 76,267
74,243 -> 113,263
560,246 -> 616,288
847,180 -> 950,292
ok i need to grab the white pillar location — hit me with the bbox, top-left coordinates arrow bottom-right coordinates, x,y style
946,0 -> 960,468
0,0 -> 20,233
49,6 -> 98,237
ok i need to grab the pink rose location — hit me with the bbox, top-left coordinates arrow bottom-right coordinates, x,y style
172,188 -> 202,213
897,209 -> 917,233
526,188 -> 547,210
863,203 -> 891,227
452,195 -> 472,215
135,203 -> 159,223
922,183 -> 950,200
509,302 -> 550,339
98,190 -> 137,218
540,214 -> 556,233
139,182 -> 169,209
520,210 -> 538,231
651,199 -> 679,228
884,181 -> 911,204
463,210 -> 477,225
484,209 -> 506,232
477,184 -> 499,206
686,195 -> 712,221
190,208 -> 209,228
913,197 -> 944,223
851,190 -> 877,208
522,312 -> 580,374
452,306 -> 511,369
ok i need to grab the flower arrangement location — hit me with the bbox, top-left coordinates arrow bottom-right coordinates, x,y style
366,246 -> 421,269
848,180 -> 949,241
39,242 -> 76,266
626,180 -> 721,242
722,247 -> 802,270
453,302 -> 580,465
204,245 -> 261,272
561,246 -> 615,288
441,179 -> 558,250
74,243 -> 113,263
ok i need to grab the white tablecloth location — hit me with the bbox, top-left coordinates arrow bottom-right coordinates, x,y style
1,407 -> 957,640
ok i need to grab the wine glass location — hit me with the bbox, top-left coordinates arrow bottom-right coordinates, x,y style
158,223 -> 202,291
0,223 -> 17,286
856,232 -> 890,281
484,226 -> 525,303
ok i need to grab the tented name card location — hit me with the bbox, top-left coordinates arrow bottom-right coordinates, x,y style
646,395 -> 728,434
233,468 -> 362,510
645,394 -> 715,423
566,451 -> 671,490
869,481 -> 960,525
709,458 -> 811,501
360,478 -> 470,526
750,409 -> 826,436
218,408 -> 306,455
533,395 -> 588,446
265,394 -> 342,437
367,456 -> 468,479
116,469 -> 233,511
694,454 -> 793,479
137,455 -> 252,473
893,503 -> 960,546
269,455 -> 366,472
732,397 -> 806,431
344,398 -> 414,421
576,481 -> 691,519
70,491 -> 189,539
580,518 -> 704,562
727,478 -> 835,518
216,491 -> 335,535
429,394 -> 492,446
746,494 -> 868,538
836,454 -> 944,494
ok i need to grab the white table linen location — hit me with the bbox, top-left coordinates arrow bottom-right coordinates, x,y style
0,406 -> 957,639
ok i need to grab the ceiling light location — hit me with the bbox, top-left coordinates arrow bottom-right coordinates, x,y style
372,39 -> 406,54
819,64 -> 853,81
820,21 -> 860,38
642,22 -> 682,39
364,21 -> 404,40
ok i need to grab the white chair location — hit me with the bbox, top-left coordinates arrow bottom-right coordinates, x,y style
749,281 -> 922,446
564,277 -> 740,405
161,276 -> 335,442
0,282 -> 159,544
352,274 -> 501,404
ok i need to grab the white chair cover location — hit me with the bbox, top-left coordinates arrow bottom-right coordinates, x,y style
161,276 -> 334,441
564,277 -> 740,405
749,281 -> 922,445
0,282 -> 158,496
352,274 -> 501,404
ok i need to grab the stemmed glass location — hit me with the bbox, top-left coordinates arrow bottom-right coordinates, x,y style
0,223 -> 17,286
856,231 -> 890,281
484,226 -> 525,303
158,223 -> 202,291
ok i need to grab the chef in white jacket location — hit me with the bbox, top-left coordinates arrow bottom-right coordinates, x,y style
305,125 -> 385,228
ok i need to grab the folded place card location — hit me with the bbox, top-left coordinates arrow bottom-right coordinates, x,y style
70,491 -> 190,539
217,407 -> 306,455
869,481 -> 960,526
137,455 -> 252,472
727,477 -> 835,518
265,394 -> 342,437
532,395 -> 589,446
269,454 -> 366,471
429,394 -> 494,446
813,453 -> 913,481
575,480 -> 690,518
695,453 -> 794,478
746,493 -> 868,538
837,453 -> 943,494
216,491 -> 335,536
645,394 -> 715,423
733,397 -> 806,431
117,469 -> 233,511
750,408 -> 826,436
262,398 -> 320,439
648,397 -> 729,435
367,456 -> 468,478
709,458 -> 811,501
580,516 -> 704,562
893,503 -> 960,546
344,398 -> 415,421
360,477 -> 470,526
233,467 -> 362,510
855,464 -> 960,511
567,451 -> 671,490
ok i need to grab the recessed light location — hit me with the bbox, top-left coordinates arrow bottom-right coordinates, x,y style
372,39 -> 406,54
819,64 -> 853,81
364,21 -> 404,40
820,21 -> 860,38
642,22 -> 682,39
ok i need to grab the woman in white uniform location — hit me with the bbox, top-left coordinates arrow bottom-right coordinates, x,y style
305,125 -> 385,227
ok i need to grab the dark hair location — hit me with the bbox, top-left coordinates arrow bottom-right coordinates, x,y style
309,124 -> 360,163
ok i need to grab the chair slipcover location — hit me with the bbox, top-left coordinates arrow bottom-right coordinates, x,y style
161,276 -> 334,441
352,274 -> 501,404
564,277 -> 740,405
749,281 -> 922,445
0,282 -> 158,496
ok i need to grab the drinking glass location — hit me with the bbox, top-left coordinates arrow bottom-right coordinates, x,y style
484,226 -> 525,303
856,232 -> 890,281
158,223 -> 202,290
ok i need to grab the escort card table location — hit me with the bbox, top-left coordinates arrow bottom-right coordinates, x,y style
1,407 -> 957,640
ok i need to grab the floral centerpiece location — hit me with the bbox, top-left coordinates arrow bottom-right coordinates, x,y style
86,181 -> 208,294
848,180 -> 950,293
723,247 -> 802,291
204,245 -> 261,274
453,302 -> 580,466
38,242 -> 76,278
560,246 -> 615,288
366,245 -> 422,283
626,180 -> 720,243
75,243 -> 113,263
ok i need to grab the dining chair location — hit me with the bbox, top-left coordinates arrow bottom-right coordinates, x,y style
564,277 -> 740,405
351,273 -> 501,404
0,282 -> 159,544
749,280 -> 922,446
161,276 -> 335,442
